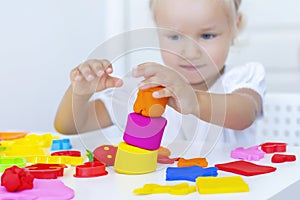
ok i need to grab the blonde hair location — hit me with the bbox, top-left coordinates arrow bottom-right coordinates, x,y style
149,0 -> 244,34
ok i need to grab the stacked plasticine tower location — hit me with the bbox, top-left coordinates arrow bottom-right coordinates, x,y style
114,86 -> 169,174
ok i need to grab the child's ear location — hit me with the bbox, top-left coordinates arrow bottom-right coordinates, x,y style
236,12 -> 244,32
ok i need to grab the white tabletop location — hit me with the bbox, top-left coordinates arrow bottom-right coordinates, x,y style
1,129 -> 299,200
59,131 -> 300,200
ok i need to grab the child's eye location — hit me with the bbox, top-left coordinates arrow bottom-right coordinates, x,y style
168,35 -> 181,40
201,34 -> 216,40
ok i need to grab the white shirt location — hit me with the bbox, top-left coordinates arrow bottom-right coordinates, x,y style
98,62 -> 266,156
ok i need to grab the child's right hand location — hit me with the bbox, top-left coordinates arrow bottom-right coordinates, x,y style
70,59 -> 123,96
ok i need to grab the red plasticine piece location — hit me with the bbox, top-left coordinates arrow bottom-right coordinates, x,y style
260,142 -> 287,153
215,160 -> 276,176
1,165 -> 34,192
51,150 -> 81,157
25,164 -> 67,179
93,145 -> 118,166
271,154 -> 296,163
74,161 -> 108,178
157,155 -> 179,164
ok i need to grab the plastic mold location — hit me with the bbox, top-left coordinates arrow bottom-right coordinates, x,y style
25,164 -> 67,179
215,160 -> 276,176
260,142 -> 287,153
114,142 -> 158,174
51,150 -> 81,157
177,158 -> 208,168
166,166 -> 218,182
231,146 -> 265,161
271,154 -> 296,163
74,161 -> 108,178
0,157 -> 26,172
123,112 -> 167,150
25,155 -> 84,166
196,176 -> 249,194
51,139 -> 72,151
133,86 -> 169,117
133,183 -> 196,195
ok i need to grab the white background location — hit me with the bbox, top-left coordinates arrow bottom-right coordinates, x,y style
0,0 -> 300,132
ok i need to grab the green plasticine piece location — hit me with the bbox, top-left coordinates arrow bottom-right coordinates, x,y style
0,157 -> 26,172
86,149 -> 94,162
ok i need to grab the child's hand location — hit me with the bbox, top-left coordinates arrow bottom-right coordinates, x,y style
70,59 -> 123,96
132,62 -> 198,115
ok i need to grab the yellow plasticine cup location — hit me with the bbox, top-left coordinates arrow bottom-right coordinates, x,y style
114,142 -> 158,174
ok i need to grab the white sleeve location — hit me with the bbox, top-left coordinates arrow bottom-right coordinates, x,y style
95,77 -> 139,131
222,62 -> 266,99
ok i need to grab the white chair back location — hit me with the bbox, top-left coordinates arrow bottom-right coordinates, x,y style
256,93 -> 300,146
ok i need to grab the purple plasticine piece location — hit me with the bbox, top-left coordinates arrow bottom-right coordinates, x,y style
0,179 -> 74,200
166,166 -> 218,182
123,112 -> 167,150
231,145 -> 265,161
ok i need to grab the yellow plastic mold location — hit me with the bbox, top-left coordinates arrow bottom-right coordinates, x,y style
25,155 -> 84,166
134,183 -> 196,195
114,142 -> 158,174
196,176 -> 249,194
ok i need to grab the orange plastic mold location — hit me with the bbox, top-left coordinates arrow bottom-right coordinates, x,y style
133,86 -> 169,117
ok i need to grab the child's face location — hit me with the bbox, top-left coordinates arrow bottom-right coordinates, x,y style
155,0 -> 236,87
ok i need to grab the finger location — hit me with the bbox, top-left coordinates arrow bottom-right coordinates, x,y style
70,67 -> 82,81
88,59 -> 112,77
104,76 -> 123,88
132,62 -> 160,78
101,59 -> 114,74
152,88 -> 173,98
77,63 -> 96,82
138,77 -> 164,89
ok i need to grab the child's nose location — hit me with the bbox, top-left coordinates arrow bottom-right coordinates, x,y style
182,40 -> 201,60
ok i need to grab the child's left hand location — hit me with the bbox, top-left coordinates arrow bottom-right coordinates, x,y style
132,62 -> 198,115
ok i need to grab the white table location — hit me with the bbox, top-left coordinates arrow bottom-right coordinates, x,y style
59,132 -> 300,200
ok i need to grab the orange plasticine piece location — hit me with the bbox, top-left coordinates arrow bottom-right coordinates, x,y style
158,146 -> 171,157
177,158 -> 208,168
133,86 -> 169,117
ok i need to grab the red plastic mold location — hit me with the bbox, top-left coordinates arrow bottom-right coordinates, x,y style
74,161 -> 108,178
271,154 -> 296,163
260,142 -> 287,153
51,150 -> 81,157
215,160 -> 276,176
25,164 -> 67,179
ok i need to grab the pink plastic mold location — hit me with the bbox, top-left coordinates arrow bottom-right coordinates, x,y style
123,112 -> 167,150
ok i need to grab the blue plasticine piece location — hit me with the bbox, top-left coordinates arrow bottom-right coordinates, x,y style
51,139 -> 72,151
166,166 -> 218,182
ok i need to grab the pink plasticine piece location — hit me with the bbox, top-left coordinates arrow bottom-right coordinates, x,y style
123,112 -> 167,150
231,146 -> 265,161
0,179 -> 74,200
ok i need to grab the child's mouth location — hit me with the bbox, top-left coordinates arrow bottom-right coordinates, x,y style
179,65 -> 203,71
